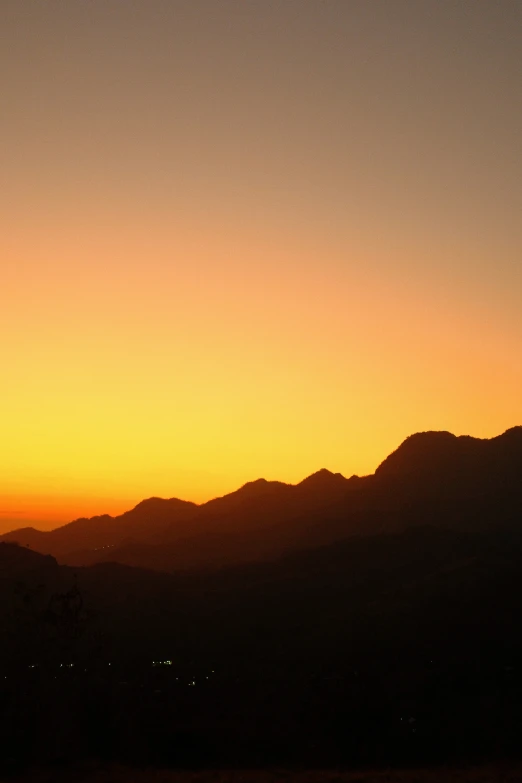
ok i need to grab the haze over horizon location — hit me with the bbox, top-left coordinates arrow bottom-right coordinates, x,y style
2,0 -> 521,529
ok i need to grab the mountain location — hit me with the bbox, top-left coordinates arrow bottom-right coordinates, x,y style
376,426 -> 522,487
1,427 -> 522,769
370,426 -> 522,519
2,426 -> 521,571
0,540 -> 57,576
0,498 -> 198,559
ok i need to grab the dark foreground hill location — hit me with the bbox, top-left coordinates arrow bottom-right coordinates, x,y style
12,765 -> 522,783
2,426 -> 522,571
3,511 -> 522,769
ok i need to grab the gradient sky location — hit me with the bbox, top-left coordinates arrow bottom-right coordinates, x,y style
1,0 -> 521,531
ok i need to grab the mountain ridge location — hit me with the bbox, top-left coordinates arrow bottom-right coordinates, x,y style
2,426 -> 521,570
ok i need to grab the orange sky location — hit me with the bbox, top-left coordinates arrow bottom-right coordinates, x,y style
1,1 -> 521,531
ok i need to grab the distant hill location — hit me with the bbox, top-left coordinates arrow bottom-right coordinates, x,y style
2,426 -> 521,571
0,540 -> 57,576
0,498 -> 198,559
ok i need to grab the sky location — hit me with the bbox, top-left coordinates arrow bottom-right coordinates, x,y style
1,0 -> 521,531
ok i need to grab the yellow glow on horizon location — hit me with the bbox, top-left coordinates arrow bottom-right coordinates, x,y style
2,204 -> 521,531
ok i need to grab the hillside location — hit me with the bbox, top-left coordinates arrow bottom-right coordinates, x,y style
3,518 -> 522,768
2,426 -> 521,571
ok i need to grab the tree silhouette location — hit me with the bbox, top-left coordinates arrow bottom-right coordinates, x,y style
45,584 -> 84,640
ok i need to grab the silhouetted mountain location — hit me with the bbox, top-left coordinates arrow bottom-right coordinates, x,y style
376,426 -> 522,485
0,497 -> 198,559
0,541 -> 57,576
1,426 -> 521,572
298,467 -> 348,489
118,497 -> 198,527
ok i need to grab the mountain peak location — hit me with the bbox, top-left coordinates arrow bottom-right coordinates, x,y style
375,427 -> 522,478
240,477 -> 269,490
495,426 -> 522,441
234,478 -> 289,498
125,496 -> 198,516
375,430 -> 462,476
298,469 -> 346,489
